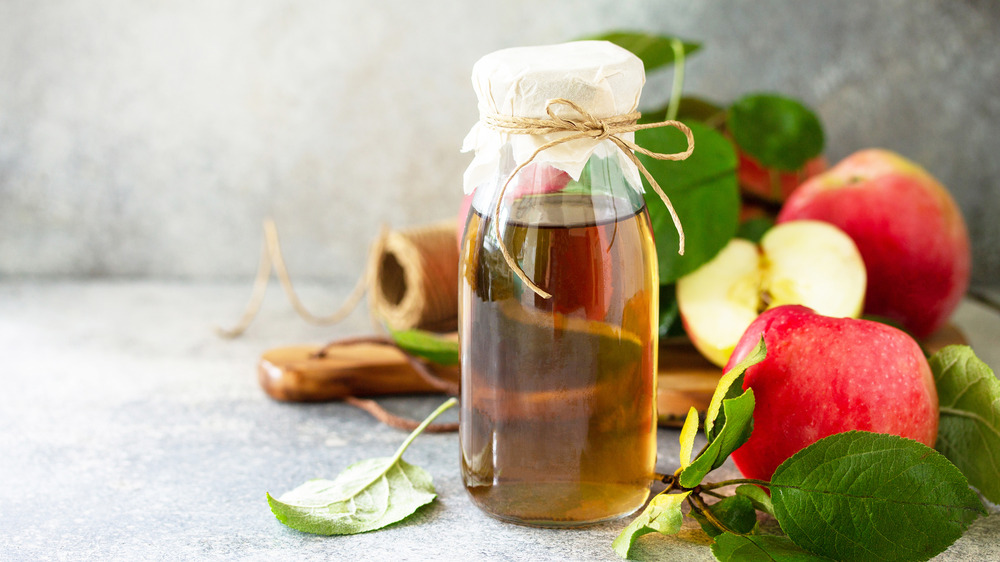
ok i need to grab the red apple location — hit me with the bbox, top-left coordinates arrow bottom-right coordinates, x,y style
777,149 -> 970,338
738,152 -> 827,204
726,305 -> 939,481
515,163 -> 572,197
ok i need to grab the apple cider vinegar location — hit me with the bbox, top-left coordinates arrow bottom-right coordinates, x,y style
458,41 -> 694,528
459,191 -> 659,526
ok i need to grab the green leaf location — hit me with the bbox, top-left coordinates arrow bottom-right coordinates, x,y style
612,491 -> 691,559
706,337 -> 767,441
389,329 -> 459,366
712,533 -> 832,561
769,431 -> 986,562
931,345 -> 1000,503
727,94 -> 824,171
560,154 -> 644,202
679,389 -> 755,488
560,152 -> 597,195
266,459 -> 434,535
679,407 -> 699,468
735,484 -> 774,517
637,121 -> 739,282
690,495 -> 758,538
267,398 -> 457,535
583,31 -> 700,73
641,96 -> 727,126
736,217 -> 774,244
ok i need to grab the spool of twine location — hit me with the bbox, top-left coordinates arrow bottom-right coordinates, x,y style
217,218 -> 460,338
367,221 -> 459,332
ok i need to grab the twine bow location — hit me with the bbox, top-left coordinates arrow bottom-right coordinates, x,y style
483,97 -> 695,299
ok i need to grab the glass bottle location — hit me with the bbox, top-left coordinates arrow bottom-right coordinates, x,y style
458,42 -> 659,527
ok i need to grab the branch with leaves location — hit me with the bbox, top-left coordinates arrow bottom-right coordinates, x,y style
612,342 -> 997,561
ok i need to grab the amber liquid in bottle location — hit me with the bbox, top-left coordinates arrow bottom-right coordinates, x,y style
459,191 -> 658,527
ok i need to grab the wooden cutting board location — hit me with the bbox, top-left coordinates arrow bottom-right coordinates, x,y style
259,324 -> 966,428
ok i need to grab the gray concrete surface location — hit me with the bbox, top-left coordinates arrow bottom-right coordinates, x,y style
1,281 -> 998,560
1,1 -> 998,289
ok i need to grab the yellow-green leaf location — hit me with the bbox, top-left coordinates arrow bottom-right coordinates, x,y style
611,491 -> 691,559
705,337 -> 766,441
679,389 -> 755,488
679,407 -> 699,469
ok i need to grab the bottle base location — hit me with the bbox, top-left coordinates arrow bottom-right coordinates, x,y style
465,481 -> 650,528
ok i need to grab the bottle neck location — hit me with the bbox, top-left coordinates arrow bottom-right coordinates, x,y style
470,145 -> 645,224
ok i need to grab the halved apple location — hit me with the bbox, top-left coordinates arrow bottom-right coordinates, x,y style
677,220 -> 867,367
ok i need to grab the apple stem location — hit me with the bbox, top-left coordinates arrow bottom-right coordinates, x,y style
665,38 -> 686,122
758,290 -> 773,314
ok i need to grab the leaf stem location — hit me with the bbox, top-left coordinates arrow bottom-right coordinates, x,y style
700,478 -> 771,491
665,38 -> 686,122
701,488 -> 727,500
688,493 -> 737,535
391,397 -> 458,463
704,110 -> 727,131
662,473 -> 679,493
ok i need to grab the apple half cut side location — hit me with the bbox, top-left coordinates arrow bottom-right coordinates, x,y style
677,220 -> 867,367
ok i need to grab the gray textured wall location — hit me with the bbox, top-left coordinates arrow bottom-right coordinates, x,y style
1,0 -> 998,288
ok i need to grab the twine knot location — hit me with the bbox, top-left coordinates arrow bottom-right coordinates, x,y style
481,97 -> 695,299
593,119 -> 612,140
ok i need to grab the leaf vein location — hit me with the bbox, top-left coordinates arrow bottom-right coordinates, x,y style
940,407 -> 1000,442
771,484 -> 983,512
944,375 -> 979,408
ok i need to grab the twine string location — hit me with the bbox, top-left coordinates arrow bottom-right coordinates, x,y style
215,220 -> 384,338
217,218 -> 461,337
484,97 -> 694,299
312,335 -> 460,396
313,335 -> 460,433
